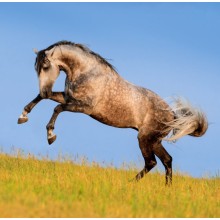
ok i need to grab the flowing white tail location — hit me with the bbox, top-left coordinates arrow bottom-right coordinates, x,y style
163,97 -> 208,142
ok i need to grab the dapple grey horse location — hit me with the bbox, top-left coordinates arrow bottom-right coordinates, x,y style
18,41 -> 208,185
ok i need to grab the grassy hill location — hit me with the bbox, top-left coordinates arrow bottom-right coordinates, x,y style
0,152 -> 219,217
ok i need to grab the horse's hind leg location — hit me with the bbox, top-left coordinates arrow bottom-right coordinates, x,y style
135,130 -> 157,181
153,143 -> 172,185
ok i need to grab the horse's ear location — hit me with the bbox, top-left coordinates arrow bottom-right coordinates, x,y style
33,48 -> 38,55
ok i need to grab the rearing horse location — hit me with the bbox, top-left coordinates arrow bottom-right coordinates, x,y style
18,41 -> 208,185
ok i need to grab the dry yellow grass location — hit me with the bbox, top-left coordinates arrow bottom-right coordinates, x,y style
0,152 -> 219,217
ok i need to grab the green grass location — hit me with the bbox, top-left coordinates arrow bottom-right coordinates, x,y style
0,152 -> 219,217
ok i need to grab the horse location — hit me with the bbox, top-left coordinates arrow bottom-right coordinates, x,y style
18,41 -> 208,185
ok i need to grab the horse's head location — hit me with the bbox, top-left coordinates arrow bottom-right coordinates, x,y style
34,49 -> 60,98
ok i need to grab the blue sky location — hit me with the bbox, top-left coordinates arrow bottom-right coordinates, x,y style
0,3 -> 219,177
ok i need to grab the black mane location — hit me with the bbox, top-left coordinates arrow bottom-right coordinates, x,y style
36,40 -> 116,73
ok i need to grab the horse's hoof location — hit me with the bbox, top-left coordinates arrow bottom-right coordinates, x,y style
17,116 -> 28,124
128,178 -> 136,183
48,134 -> 57,145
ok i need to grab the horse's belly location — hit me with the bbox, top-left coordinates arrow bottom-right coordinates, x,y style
89,79 -> 145,129
89,115 -> 137,129
90,106 -> 137,129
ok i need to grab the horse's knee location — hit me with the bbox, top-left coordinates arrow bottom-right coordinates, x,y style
164,155 -> 172,167
54,105 -> 63,113
150,159 -> 157,168
152,160 -> 157,167
144,157 -> 157,170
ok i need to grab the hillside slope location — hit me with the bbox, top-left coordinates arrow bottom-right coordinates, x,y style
0,153 -> 219,217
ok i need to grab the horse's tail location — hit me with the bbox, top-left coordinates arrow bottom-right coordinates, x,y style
162,97 -> 208,142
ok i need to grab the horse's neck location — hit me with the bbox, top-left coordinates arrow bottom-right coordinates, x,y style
54,45 -> 117,82
55,46 -> 90,80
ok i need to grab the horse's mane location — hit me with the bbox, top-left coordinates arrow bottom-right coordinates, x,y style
36,40 -> 116,73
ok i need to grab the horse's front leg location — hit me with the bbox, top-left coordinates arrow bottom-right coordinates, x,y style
18,94 -> 42,124
46,103 -> 90,145
47,104 -> 74,145
46,104 -> 66,144
18,92 -> 66,124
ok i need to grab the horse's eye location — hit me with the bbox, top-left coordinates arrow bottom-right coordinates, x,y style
42,66 -> 50,71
